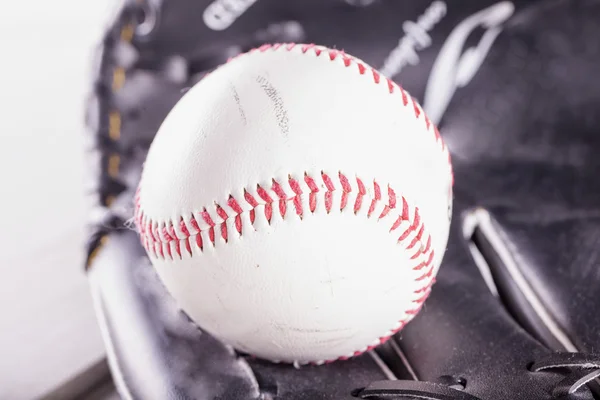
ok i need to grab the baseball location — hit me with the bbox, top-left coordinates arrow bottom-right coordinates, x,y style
134,43 -> 453,364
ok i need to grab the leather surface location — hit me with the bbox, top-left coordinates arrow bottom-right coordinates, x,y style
398,0 -> 600,398
85,0 -> 600,399
440,0 -> 600,353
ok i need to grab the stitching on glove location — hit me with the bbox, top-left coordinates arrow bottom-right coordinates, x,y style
105,22 -> 135,188
105,22 -> 136,199
85,13 -> 139,269
134,171 -> 436,363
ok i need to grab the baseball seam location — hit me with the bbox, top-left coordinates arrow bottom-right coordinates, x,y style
134,171 -> 435,364
134,42 -> 453,364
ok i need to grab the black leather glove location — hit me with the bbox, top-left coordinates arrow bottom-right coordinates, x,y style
84,0 -> 600,399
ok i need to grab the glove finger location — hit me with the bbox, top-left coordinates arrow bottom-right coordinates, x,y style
394,1 -> 600,399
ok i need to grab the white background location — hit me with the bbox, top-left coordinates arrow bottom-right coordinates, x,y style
0,1 -> 118,398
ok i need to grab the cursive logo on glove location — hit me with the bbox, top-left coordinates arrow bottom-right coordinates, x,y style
422,2 -> 515,125
379,1 -> 448,80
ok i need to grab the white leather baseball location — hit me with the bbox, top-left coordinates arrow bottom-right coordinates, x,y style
134,43 -> 453,364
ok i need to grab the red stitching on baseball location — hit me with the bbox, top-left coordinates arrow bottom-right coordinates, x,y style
195,230 -> 203,250
386,78 -> 395,94
322,172 -> 334,213
413,290 -> 431,304
165,239 -> 172,259
407,225 -> 425,250
288,177 -> 303,217
387,187 -> 396,209
368,181 -> 381,218
355,177 -> 366,214
256,185 -> 273,223
158,241 -> 164,258
137,174 -> 434,260
271,179 -> 288,217
372,69 -> 380,84
301,44 -> 314,53
228,196 -> 244,234
216,205 -> 228,220
339,172 -> 351,211
180,219 -> 190,236
244,190 -> 258,207
412,98 -> 421,118
201,209 -> 215,227
303,173 -> 318,213
184,238 -> 192,256
344,56 -> 352,67
190,216 -> 200,233
400,89 -> 408,106
208,227 -> 216,245
163,225 -> 173,241
422,235 -> 432,255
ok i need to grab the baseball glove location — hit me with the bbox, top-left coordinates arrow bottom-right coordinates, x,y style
84,0 -> 600,399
